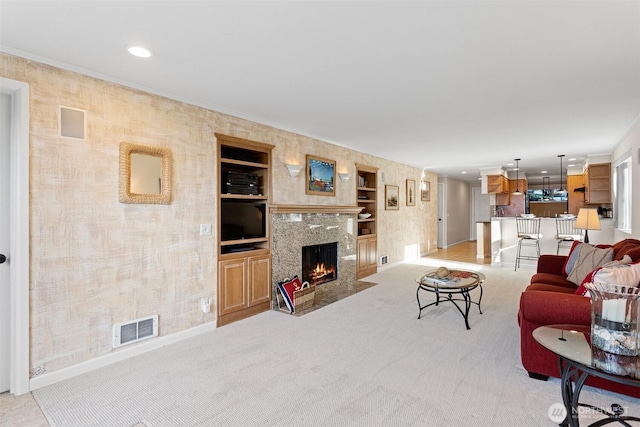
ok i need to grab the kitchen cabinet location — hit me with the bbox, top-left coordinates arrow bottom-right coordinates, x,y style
487,174 -> 508,194
585,163 -> 611,204
567,174 -> 585,215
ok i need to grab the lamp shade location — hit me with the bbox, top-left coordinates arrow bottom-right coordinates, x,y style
575,208 -> 601,231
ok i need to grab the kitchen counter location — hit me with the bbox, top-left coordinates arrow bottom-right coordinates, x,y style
490,217 -> 614,268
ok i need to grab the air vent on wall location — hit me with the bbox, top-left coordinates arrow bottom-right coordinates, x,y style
113,315 -> 158,348
380,255 -> 389,265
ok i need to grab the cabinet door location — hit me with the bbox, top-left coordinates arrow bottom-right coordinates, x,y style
366,237 -> 377,269
357,238 -> 370,271
218,259 -> 248,315
248,254 -> 271,307
486,175 -> 503,193
357,237 -> 377,278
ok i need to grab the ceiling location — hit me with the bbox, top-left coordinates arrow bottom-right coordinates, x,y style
1,1 -> 639,184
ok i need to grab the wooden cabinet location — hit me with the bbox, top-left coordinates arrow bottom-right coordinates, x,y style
356,164 -> 378,279
216,133 -> 274,326
357,236 -> 377,279
217,253 -> 271,325
487,174 -> 509,194
567,174 -> 585,215
585,163 -> 611,204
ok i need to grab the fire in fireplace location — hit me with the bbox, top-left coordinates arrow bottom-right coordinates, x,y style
302,242 -> 338,286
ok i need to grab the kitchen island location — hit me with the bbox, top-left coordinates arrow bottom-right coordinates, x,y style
490,217 -> 614,269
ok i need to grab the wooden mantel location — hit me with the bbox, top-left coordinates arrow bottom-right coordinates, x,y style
269,204 -> 363,214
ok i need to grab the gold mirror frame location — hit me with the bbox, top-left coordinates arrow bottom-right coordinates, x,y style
119,142 -> 172,204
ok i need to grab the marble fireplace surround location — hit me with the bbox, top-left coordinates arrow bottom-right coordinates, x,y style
270,205 -> 362,312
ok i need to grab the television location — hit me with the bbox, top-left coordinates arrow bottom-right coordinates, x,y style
221,201 -> 266,241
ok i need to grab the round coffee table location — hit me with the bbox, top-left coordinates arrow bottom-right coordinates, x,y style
533,324 -> 640,427
415,268 -> 485,330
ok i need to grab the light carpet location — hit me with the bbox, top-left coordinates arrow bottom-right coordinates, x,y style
33,258 -> 640,426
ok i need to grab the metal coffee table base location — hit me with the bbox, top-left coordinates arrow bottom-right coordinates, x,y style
416,283 -> 483,330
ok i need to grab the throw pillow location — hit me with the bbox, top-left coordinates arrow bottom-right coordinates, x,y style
576,261 -> 640,296
562,241 -> 584,276
567,244 -> 614,285
277,276 -> 303,313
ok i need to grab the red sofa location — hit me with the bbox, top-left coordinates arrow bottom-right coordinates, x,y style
518,239 -> 640,398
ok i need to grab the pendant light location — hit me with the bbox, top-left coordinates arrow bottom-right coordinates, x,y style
557,154 -> 566,199
512,158 -> 521,195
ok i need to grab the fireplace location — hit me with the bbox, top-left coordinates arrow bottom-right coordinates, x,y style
302,242 -> 338,286
269,205 -> 360,311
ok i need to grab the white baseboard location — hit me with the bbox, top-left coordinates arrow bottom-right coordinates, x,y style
29,321 -> 217,391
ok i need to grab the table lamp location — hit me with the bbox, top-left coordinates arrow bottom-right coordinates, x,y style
575,208 -> 601,244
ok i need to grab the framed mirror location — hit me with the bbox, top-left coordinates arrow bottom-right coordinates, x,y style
119,142 -> 172,204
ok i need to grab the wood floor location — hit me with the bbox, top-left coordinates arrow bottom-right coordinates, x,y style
426,240 -> 491,265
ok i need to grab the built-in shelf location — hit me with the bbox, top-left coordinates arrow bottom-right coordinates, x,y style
356,164 -> 378,279
216,133 -> 274,326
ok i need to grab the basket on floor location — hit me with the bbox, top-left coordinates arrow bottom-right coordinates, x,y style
293,284 -> 315,312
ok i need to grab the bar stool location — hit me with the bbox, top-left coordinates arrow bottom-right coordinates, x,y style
555,217 -> 583,255
515,217 -> 542,270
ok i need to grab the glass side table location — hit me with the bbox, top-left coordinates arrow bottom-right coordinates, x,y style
533,324 -> 640,427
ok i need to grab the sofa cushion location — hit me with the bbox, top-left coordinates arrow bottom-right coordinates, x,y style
566,244 -> 614,285
530,272 -> 576,289
526,283 -> 578,294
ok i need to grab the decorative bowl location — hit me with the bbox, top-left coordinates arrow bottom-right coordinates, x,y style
358,213 -> 372,219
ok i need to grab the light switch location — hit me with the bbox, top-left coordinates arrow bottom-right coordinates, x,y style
200,224 -> 212,236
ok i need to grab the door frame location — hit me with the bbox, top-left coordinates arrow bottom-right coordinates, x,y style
1,77 -> 30,395
437,182 -> 446,248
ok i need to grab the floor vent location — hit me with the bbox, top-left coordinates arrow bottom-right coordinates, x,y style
113,315 -> 158,348
380,255 -> 389,265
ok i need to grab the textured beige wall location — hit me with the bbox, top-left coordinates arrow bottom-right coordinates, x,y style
1,53 -> 437,376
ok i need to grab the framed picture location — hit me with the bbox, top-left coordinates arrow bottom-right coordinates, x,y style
421,180 -> 431,201
306,155 -> 336,196
385,185 -> 399,210
406,179 -> 416,206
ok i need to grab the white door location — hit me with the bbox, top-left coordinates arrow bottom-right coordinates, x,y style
0,93 -> 11,392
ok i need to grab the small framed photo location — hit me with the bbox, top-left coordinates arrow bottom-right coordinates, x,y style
406,179 -> 416,206
421,180 -> 431,201
306,155 -> 335,196
385,185 -> 399,210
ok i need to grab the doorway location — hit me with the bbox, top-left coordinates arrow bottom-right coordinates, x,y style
1,93 -> 10,392
0,77 -> 30,395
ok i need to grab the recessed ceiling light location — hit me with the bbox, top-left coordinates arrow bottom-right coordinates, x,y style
461,171 -> 467,174
128,46 -> 152,58
541,170 -> 548,174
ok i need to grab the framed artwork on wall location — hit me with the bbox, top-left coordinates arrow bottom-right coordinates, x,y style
421,180 -> 431,201
406,179 -> 416,206
306,155 -> 336,196
385,185 -> 399,210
